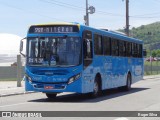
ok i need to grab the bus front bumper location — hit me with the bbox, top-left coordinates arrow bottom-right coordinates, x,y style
25,78 -> 82,93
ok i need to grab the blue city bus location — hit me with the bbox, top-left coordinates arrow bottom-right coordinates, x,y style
20,22 -> 144,99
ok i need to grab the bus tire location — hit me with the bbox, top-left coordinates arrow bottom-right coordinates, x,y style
46,93 -> 57,99
124,73 -> 132,91
90,76 -> 101,98
118,73 -> 132,91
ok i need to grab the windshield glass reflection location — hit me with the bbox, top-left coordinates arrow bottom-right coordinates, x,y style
27,37 -> 81,67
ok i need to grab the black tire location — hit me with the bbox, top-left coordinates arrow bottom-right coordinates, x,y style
118,73 -> 132,91
90,76 -> 101,98
124,73 -> 132,91
46,93 -> 57,99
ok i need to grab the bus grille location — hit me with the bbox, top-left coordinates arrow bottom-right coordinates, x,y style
32,70 -> 69,76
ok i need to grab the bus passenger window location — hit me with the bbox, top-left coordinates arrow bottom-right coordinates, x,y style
132,43 -> 138,58
94,34 -> 103,55
126,42 -> 132,57
138,44 -> 142,58
111,39 -> 119,56
103,36 -> 111,55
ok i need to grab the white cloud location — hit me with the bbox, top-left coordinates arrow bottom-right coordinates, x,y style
0,33 -> 22,55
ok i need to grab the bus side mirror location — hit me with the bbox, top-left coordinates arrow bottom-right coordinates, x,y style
20,38 -> 26,57
143,49 -> 147,57
20,41 -> 23,52
83,39 -> 87,59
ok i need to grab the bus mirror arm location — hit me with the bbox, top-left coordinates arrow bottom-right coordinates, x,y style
20,51 -> 26,57
20,37 -> 26,57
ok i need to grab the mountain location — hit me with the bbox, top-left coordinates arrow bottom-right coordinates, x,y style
118,21 -> 160,50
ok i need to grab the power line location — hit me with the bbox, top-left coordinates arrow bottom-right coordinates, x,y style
0,1 -> 67,22
130,15 -> 160,19
49,0 -> 85,10
39,0 -> 85,11
40,0 -> 125,17
40,0 -> 160,19
132,12 -> 160,17
1,0 -> 160,22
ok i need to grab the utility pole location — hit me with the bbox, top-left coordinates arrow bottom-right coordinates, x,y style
86,0 -> 89,26
17,55 -> 22,87
84,0 -> 95,26
125,0 -> 129,36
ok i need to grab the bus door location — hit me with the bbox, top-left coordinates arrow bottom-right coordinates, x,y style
82,30 -> 94,93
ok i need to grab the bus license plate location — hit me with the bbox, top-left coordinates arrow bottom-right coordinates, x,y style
44,85 -> 54,90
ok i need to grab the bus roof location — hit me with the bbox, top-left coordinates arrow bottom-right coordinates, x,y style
80,24 -> 143,44
28,22 -> 143,44
30,22 -> 79,26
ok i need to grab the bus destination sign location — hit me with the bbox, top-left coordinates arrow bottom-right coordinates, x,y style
29,25 -> 79,34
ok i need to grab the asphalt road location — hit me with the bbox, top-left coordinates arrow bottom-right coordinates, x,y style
1,76 -> 160,120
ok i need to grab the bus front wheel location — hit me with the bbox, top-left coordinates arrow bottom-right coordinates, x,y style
90,76 -> 101,98
46,93 -> 57,99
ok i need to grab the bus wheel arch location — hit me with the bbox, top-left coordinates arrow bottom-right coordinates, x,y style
119,71 -> 132,91
128,71 -> 132,83
91,73 -> 102,98
125,71 -> 132,91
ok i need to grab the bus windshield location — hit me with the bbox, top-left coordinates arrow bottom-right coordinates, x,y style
27,37 -> 81,67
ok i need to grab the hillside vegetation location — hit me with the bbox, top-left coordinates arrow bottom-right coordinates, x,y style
119,21 -> 160,51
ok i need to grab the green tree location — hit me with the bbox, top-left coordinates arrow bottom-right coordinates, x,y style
152,50 -> 157,57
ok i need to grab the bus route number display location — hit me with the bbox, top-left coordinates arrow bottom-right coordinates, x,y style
29,25 -> 79,33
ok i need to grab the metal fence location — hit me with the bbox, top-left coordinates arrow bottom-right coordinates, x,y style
144,65 -> 160,75
1,66 -> 159,78
0,66 -> 24,80
0,55 -> 160,82
0,55 -> 24,87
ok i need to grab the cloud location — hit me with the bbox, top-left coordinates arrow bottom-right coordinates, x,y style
0,33 -> 22,55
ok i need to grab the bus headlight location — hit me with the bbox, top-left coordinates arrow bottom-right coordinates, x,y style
68,73 -> 81,84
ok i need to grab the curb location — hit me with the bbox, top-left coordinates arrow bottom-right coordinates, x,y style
1,75 -> 160,97
144,76 -> 160,80
0,91 -> 36,97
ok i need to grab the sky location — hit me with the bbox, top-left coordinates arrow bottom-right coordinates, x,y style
0,0 -> 160,37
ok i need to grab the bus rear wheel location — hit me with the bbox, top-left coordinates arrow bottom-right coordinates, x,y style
119,73 -> 131,91
46,93 -> 57,99
124,73 -> 132,91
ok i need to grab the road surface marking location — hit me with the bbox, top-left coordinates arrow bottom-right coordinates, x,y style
114,118 -> 129,120
0,102 -> 29,108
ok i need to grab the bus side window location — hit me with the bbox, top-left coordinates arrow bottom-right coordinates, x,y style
119,40 -> 126,57
94,34 -> 103,55
103,36 -> 111,56
126,42 -> 132,57
111,38 -> 119,56
138,44 -> 143,58
132,43 -> 138,58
